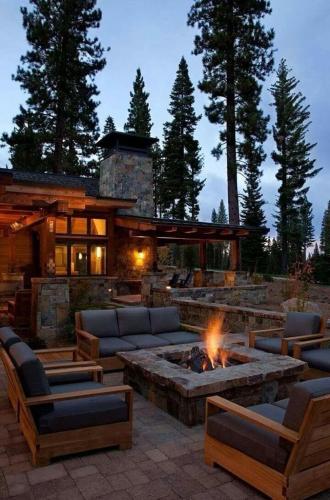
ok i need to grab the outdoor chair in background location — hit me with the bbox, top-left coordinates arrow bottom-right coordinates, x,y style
7,289 -> 32,330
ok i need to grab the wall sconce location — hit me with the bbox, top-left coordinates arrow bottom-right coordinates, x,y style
134,247 -> 145,266
78,252 -> 83,261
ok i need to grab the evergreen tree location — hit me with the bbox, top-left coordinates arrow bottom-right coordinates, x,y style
162,57 -> 205,220
151,143 -> 164,217
271,59 -> 321,272
2,0 -> 107,175
320,201 -> 330,257
313,242 -> 320,258
218,199 -> 228,224
211,208 -> 218,223
188,0 -> 274,225
124,68 -> 153,136
103,116 -> 116,135
299,195 -> 314,261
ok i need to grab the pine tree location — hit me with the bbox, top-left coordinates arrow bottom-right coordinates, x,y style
2,0 -> 107,175
271,59 -> 321,273
313,242 -> 320,258
299,195 -> 314,261
320,201 -> 330,257
124,68 -> 153,137
151,143 -> 164,217
211,209 -> 218,223
188,0 -> 274,225
103,116 -> 116,135
239,79 -> 268,272
162,57 -> 204,220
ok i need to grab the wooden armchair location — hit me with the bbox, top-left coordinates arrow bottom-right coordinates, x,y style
249,312 -> 325,355
7,289 -> 32,329
293,336 -> 330,378
205,377 -> 330,499
2,345 -> 133,465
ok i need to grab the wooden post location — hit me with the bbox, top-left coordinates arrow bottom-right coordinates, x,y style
39,217 -> 56,276
230,239 -> 241,271
199,241 -> 207,271
150,236 -> 158,271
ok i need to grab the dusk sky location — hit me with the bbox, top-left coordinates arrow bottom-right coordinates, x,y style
0,0 -> 329,238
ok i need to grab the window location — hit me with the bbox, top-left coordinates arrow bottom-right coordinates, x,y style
91,245 -> 106,275
56,217 -> 68,234
91,218 -> 106,236
55,245 -> 67,275
71,217 -> 87,235
71,244 -> 88,275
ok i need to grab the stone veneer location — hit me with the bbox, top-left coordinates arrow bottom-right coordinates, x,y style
118,341 -> 306,426
31,276 -> 117,345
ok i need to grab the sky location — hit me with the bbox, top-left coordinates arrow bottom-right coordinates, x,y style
0,0 -> 329,237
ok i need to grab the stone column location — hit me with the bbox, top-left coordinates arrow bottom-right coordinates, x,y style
141,272 -> 168,307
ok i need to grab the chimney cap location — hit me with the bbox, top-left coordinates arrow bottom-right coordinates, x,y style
96,131 -> 158,153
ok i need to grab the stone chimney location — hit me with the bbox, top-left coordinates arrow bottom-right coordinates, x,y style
97,132 -> 157,217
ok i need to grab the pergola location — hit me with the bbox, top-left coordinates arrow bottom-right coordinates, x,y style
114,215 -> 268,271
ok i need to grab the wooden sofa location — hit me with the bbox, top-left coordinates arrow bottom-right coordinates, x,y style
205,377 -> 330,499
76,306 -> 204,370
249,311 -> 325,355
1,341 -> 133,465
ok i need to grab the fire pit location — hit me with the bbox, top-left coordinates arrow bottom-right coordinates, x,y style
118,335 -> 307,426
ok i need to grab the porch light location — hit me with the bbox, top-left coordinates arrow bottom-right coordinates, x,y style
78,252 -> 83,261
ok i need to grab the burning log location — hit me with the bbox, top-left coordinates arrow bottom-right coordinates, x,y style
187,346 -> 214,373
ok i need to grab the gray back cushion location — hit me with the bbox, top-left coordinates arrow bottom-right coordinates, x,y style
284,377 -> 330,431
80,309 -> 120,338
9,342 -> 51,397
284,312 -> 321,338
0,327 -> 21,351
149,307 -> 180,334
117,307 -> 151,336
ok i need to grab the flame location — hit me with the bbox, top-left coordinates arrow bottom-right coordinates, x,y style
205,315 -> 228,368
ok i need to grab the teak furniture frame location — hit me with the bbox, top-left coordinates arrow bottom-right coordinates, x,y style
1,348 -> 133,465
205,394 -> 330,500
75,311 -> 204,370
293,337 -> 330,379
249,316 -> 326,355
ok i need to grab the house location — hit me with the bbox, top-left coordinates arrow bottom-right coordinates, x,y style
0,132 -> 265,343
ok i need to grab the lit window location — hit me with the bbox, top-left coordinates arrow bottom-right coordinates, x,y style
56,217 -> 68,234
71,244 -> 87,275
91,245 -> 106,275
71,217 -> 87,235
55,245 -> 67,275
91,218 -> 106,236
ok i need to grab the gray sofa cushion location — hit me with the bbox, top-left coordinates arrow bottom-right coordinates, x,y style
207,403 -> 289,472
0,327 -> 21,350
149,307 -> 180,334
99,337 -> 136,357
35,394 -> 128,434
273,398 -> 289,410
48,372 -> 93,386
50,381 -> 103,394
300,349 -> 330,372
254,337 -> 293,355
284,377 -> 330,431
80,309 -> 119,338
9,342 -> 51,397
284,312 -> 321,338
156,331 -> 201,345
117,307 -> 151,336
121,334 -> 168,349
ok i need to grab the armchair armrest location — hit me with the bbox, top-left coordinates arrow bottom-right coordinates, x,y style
35,346 -> 77,361
25,385 -> 132,406
180,323 -> 205,334
76,329 -> 99,359
206,396 -> 299,443
249,327 -> 284,348
7,300 -> 15,314
43,360 -> 97,370
293,337 -> 330,358
45,364 -> 103,382
281,334 -> 324,355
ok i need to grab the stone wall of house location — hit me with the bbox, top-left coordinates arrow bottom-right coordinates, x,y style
99,151 -> 154,217
173,298 -> 285,333
114,232 -> 154,279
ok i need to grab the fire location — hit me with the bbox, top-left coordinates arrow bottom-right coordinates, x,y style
204,316 -> 228,368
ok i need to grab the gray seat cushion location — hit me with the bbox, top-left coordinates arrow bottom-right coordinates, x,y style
254,337 -> 293,355
300,349 -> 330,372
149,307 -> 180,334
284,377 -> 330,431
48,372 -> 93,386
99,337 -> 136,357
0,327 -> 21,350
207,403 -> 289,472
9,342 -> 51,397
117,307 -> 151,336
156,331 -> 201,345
35,394 -> 129,434
284,312 -> 321,337
121,334 -> 168,349
80,309 -> 119,338
273,398 -> 289,410
50,381 -> 103,394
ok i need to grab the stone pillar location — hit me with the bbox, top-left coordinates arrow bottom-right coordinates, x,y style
141,272 -> 168,307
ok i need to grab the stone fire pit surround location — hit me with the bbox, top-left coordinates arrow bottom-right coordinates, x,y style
118,341 -> 306,426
